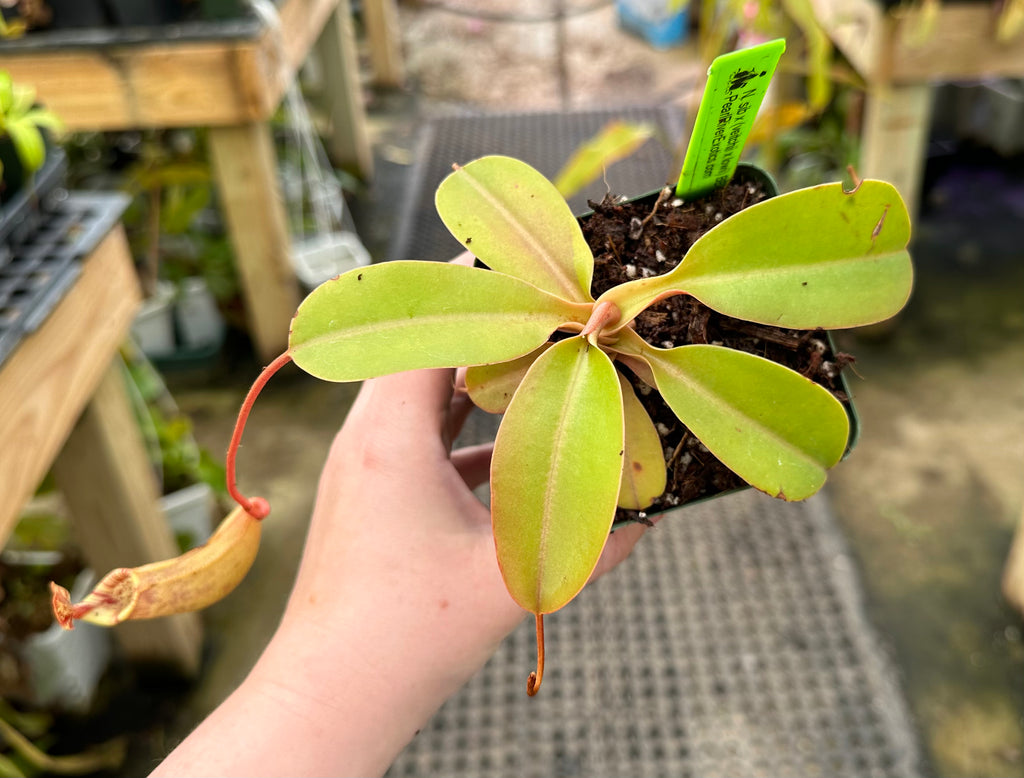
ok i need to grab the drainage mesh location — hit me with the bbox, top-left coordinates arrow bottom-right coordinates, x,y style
0,192 -> 129,367
387,106 -> 686,262
388,489 -> 923,778
386,110 -> 924,777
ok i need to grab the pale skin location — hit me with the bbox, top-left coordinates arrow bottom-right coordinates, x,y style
151,364 -> 651,777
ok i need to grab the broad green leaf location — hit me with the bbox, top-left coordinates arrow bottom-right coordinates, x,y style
616,330 -> 848,500
492,337 -> 624,614
599,180 -> 913,330
289,261 -> 590,381
617,371 -> 667,510
6,122 -> 44,173
466,343 -> 551,414
553,121 -> 654,199
435,156 -> 595,303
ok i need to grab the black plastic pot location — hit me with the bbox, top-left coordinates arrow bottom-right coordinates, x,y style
45,0 -> 110,29
574,163 -> 861,524
198,0 -> 245,20
104,0 -> 183,26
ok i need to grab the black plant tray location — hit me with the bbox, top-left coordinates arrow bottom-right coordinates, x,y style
0,147 -> 68,268
0,191 -> 129,368
0,3 -> 267,52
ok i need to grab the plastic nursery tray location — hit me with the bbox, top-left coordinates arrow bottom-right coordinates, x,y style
0,9 -> 264,52
0,191 -> 129,368
0,147 -> 69,268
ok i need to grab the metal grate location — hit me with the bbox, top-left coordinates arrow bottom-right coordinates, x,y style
388,106 -> 686,262
386,110 -> 924,777
0,192 -> 129,367
389,489 -> 924,778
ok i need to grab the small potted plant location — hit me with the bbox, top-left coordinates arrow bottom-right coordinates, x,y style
52,150 -> 913,693
0,69 -> 62,217
0,69 -> 64,270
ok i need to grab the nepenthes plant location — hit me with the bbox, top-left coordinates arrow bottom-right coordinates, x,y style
52,154 -> 912,695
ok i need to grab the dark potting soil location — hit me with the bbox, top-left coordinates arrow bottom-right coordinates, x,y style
580,177 -> 855,522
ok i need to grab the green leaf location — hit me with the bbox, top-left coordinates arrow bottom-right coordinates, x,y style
466,343 -> 551,414
553,121 -> 655,199
7,83 -> 35,118
600,180 -> 913,330
0,72 -> 13,114
617,371 -> 667,510
492,337 -> 624,614
289,261 -> 590,381
6,121 -> 44,173
23,107 -> 63,134
435,155 -> 595,303
618,331 -> 849,500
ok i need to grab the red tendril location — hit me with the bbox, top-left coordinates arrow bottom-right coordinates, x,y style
226,352 -> 292,519
527,614 -> 545,696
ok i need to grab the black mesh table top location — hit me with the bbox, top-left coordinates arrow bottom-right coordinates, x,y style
388,106 -> 687,262
389,488 -> 924,778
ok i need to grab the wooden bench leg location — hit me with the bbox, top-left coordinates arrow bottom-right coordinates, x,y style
860,82 -> 935,221
363,0 -> 405,89
208,122 -> 301,363
316,0 -> 374,179
52,361 -> 202,675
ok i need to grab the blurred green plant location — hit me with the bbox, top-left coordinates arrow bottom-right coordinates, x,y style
120,340 -> 227,498
0,699 -> 125,777
553,121 -> 656,199
0,72 -> 61,184
63,130 -> 241,306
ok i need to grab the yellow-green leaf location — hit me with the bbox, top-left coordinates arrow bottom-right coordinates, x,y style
289,262 -> 590,381
6,121 -> 45,173
466,343 -> 551,414
492,337 -> 624,614
617,371 -> 667,510
639,341 -> 849,501
553,121 -> 655,199
600,180 -> 913,330
435,156 -> 595,302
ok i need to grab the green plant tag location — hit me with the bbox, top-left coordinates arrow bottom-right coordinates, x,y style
675,38 -> 786,200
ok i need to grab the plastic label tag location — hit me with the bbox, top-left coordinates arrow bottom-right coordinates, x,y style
675,38 -> 786,200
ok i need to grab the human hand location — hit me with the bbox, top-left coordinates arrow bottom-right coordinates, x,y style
153,258 -> 650,777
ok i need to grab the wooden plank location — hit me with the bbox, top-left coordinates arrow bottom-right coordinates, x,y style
0,227 -> 139,547
207,122 -> 300,362
0,42 -> 268,130
52,363 -> 203,674
0,0 -> 343,130
812,0 -> 1024,82
860,83 -> 934,219
810,0 -> 886,79
316,0 -> 374,179
887,3 -> 1024,81
276,0 -> 343,81
363,0 -> 405,88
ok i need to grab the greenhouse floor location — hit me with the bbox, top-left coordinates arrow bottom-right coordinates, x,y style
129,6 -> 1024,775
